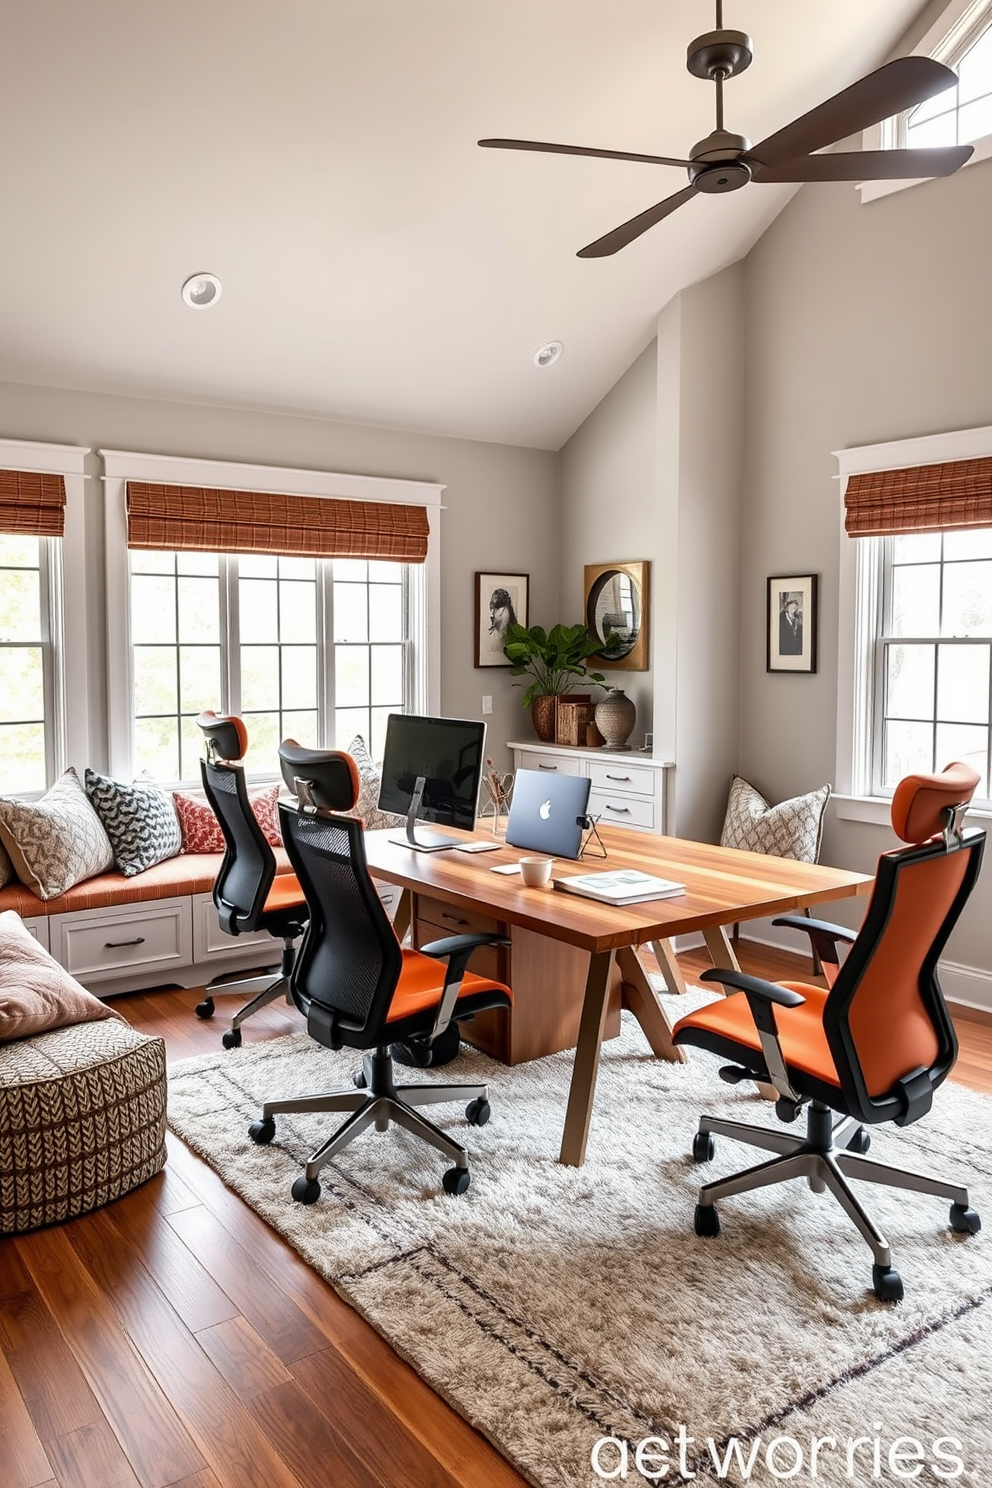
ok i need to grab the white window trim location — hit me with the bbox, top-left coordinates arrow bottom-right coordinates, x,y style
833,421 -> 992,828
0,437 -> 90,785
859,0 -> 992,204
100,449 -> 444,781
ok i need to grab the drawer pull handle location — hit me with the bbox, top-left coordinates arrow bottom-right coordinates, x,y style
606,773 -> 631,782
605,804 -> 630,814
538,764 -> 557,771
442,913 -> 470,926
104,936 -> 146,948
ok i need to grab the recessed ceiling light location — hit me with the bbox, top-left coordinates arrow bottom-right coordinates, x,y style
181,273 -> 222,309
533,340 -> 563,368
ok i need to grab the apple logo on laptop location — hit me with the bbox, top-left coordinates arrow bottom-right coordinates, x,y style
539,799 -> 552,820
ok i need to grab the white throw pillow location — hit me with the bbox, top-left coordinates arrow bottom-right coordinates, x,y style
720,775 -> 830,863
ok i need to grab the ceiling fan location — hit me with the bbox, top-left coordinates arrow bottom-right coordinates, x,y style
478,1 -> 973,257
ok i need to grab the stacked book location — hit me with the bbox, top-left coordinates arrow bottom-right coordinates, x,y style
554,869 -> 685,905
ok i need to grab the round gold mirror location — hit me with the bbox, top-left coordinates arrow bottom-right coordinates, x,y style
583,561 -> 649,671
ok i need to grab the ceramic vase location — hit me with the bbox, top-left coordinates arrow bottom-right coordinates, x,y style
594,687 -> 635,751
530,694 -> 558,743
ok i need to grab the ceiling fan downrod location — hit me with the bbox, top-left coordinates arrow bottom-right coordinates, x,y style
685,0 -> 754,193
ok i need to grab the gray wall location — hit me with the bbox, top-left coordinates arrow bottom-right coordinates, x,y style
0,379 -> 559,775
740,155 -> 992,981
558,265 -> 744,843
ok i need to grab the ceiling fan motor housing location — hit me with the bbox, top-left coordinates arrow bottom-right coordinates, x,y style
686,29 -> 753,81
688,130 -> 752,192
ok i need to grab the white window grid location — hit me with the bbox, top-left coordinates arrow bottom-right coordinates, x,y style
0,536 -> 60,793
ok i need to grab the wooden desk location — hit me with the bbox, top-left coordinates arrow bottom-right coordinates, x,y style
363,824 -> 872,1167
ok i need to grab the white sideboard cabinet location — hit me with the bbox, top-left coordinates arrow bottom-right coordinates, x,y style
506,740 -> 673,835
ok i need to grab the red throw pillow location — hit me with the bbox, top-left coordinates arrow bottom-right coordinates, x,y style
172,785 -> 282,853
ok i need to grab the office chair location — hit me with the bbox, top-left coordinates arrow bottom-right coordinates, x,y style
193,711 -> 310,1049
248,742 -> 512,1199
673,762 -> 984,1302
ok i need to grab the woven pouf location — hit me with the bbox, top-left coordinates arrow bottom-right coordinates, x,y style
0,1018 -> 167,1235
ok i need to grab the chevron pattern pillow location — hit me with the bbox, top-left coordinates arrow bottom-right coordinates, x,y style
0,768 -> 115,900
720,775 -> 831,863
84,768 -> 182,878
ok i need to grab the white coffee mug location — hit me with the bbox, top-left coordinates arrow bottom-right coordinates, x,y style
519,856 -> 554,888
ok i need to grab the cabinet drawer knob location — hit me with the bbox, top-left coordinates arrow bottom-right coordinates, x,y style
605,804 -> 630,814
104,936 -> 146,948
606,773 -> 631,782
538,763 -> 557,771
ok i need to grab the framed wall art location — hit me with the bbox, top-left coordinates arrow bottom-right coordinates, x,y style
767,573 -> 818,674
474,571 -> 529,667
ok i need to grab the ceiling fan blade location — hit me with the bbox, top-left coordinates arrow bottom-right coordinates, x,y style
478,138 -> 692,169
576,185 -> 697,258
747,56 -> 959,170
752,144 -> 973,182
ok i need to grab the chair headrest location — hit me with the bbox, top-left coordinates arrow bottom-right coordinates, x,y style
196,711 -> 247,763
278,741 -> 361,813
890,761 -> 980,844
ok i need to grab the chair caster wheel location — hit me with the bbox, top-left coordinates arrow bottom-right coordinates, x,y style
847,1126 -> 871,1154
352,1069 -> 367,1088
872,1264 -> 903,1303
195,997 -> 215,1020
694,1203 -> 720,1237
292,1176 -> 321,1204
692,1132 -> 715,1163
442,1166 -> 470,1195
466,1098 -> 490,1127
949,1203 -> 981,1235
249,1116 -> 275,1145
222,1028 -> 242,1050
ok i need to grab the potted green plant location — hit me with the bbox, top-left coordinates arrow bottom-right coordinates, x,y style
502,621 -> 606,741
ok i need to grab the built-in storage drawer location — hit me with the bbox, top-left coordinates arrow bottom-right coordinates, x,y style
50,897 -> 192,985
19,916 -> 50,951
373,879 -> 401,920
517,750 -> 581,776
587,759 -> 656,797
192,892 -> 281,963
414,894 -> 503,939
587,788 -> 656,831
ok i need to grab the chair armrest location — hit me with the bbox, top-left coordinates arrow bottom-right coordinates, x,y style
771,914 -> 857,968
418,932 -> 511,1041
699,968 -> 805,1036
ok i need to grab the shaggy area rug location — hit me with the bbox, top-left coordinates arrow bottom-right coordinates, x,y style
167,1008 -> 992,1488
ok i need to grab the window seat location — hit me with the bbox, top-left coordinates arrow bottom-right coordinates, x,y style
4,850 -> 297,997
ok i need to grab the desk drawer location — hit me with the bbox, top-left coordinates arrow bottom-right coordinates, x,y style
415,894 -> 503,939
588,788 -> 656,831
518,751 -> 581,777
588,759 -> 655,796
50,897 -> 192,983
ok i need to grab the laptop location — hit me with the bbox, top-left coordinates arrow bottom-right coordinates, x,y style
504,769 -> 591,860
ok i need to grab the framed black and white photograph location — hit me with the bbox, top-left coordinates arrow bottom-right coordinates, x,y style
767,573 -> 818,674
474,571 -> 529,667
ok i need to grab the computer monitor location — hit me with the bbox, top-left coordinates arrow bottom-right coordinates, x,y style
378,713 -> 486,852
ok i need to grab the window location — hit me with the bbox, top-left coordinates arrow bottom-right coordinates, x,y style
835,425 -> 992,819
129,548 -> 409,783
0,534 -> 55,792
905,16 -> 992,148
873,529 -> 992,800
103,450 -> 443,785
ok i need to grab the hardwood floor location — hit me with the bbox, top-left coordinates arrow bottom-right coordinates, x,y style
2,944 -> 990,1488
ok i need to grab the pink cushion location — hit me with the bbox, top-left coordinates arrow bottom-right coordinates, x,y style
0,910 -> 124,1042
172,786 -> 282,853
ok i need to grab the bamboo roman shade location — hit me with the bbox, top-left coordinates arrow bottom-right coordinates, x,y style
0,470 -> 67,537
844,457 -> 992,537
125,481 -> 430,562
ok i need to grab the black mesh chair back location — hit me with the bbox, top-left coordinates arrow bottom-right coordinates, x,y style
201,759 -> 277,935
279,801 -> 403,1047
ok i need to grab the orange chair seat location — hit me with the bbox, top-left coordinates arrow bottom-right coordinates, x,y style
262,872 -> 307,914
385,948 -> 511,1023
673,982 -> 842,1088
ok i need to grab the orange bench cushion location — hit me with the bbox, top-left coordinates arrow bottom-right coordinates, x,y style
0,848 -> 295,918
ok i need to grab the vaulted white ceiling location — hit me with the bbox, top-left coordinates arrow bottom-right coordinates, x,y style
0,1 -> 928,449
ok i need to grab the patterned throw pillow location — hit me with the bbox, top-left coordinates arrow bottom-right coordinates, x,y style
720,775 -> 831,863
347,735 -> 404,830
0,838 -> 12,890
84,769 -> 182,878
0,768 -> 115,901
172,784 -> 282,853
